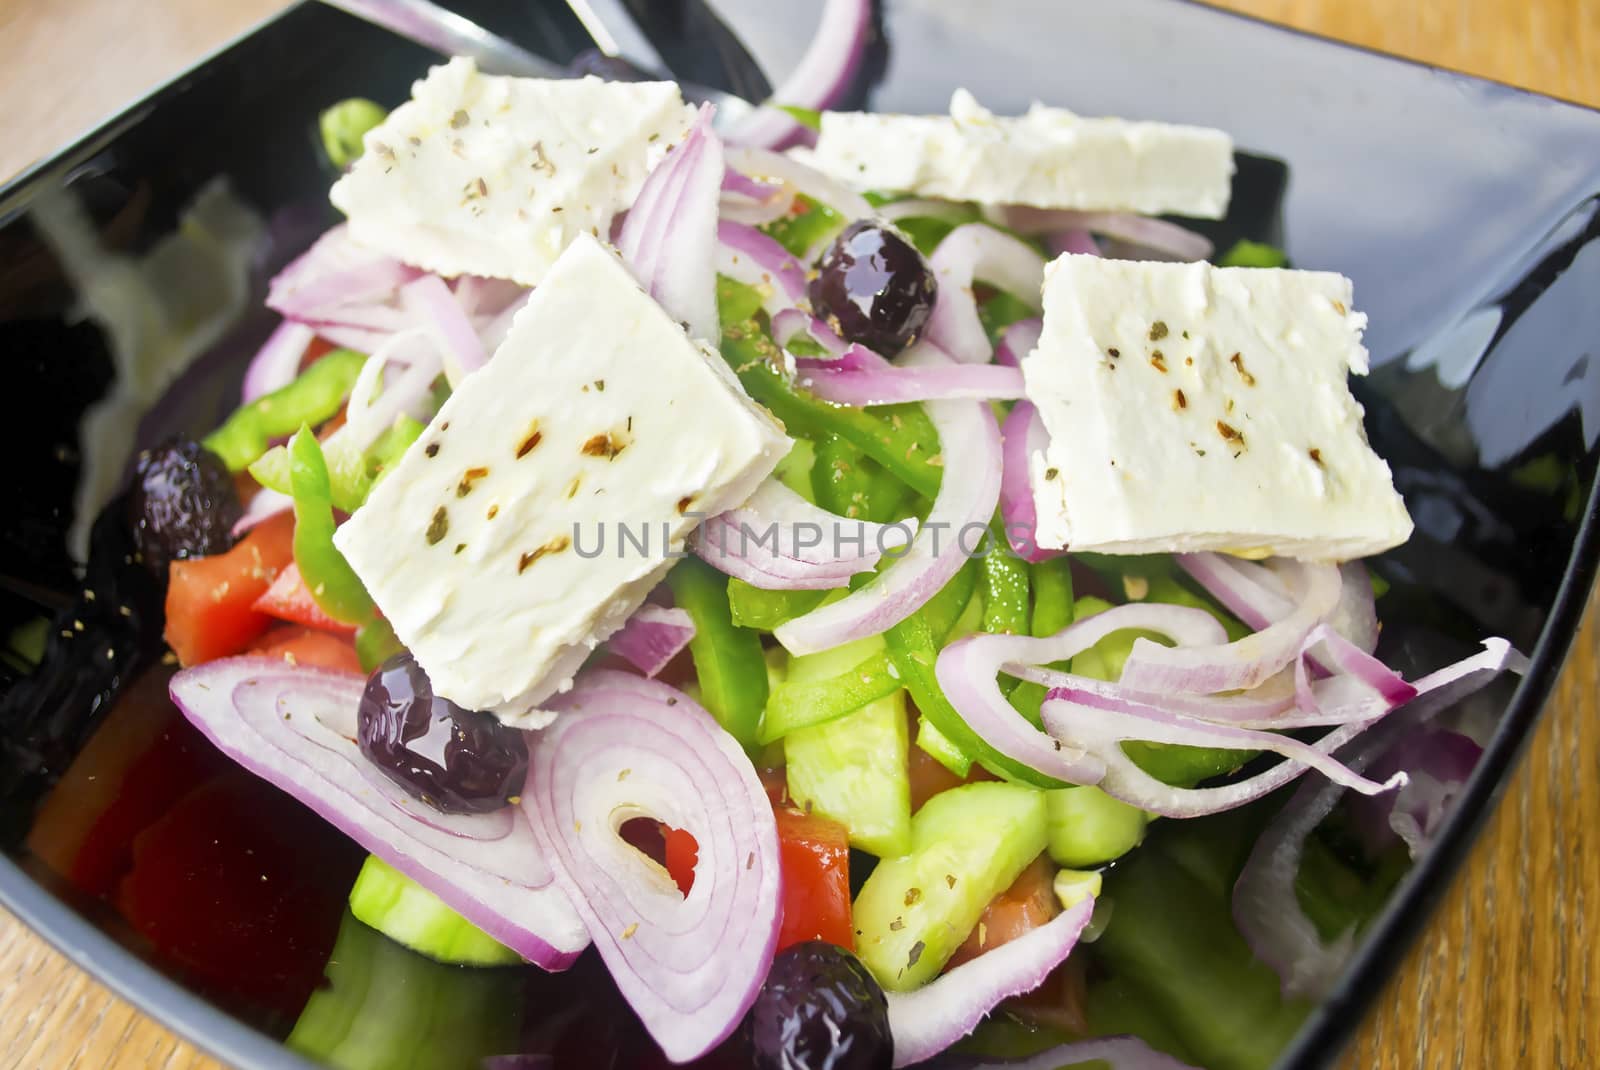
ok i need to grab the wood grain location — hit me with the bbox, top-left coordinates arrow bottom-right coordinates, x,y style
0,2 -> 1596,1068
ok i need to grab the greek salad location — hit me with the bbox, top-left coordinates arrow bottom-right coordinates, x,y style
67,10 -> 1527,1069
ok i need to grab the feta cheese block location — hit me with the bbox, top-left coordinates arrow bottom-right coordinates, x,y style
334,235 -> 791,725
329,57 -> 696,286
810,90 -> 1235,219
1022,255 -> 1413,561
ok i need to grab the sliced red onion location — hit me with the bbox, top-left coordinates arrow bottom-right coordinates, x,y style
619,106 -> 723,342
402,274 -> 486,382
267,224 -> 420,320
796,347 -> 1026,405
1042,687 -> 1405,801
452,275 -> 526,322
988,207 -> 1213,262
1347,729 -> 1483,861
232,487 -> 294,536
719,0 -> 873,151
945,1036 -> 1200,1070
522,671 -> 780,1063
994,318 -> 1042,369
309,323 -> 394,354
721,167 -> 795,226
725,146 -> 874,225
1323,562 -> 1381,656
168,658 -> 589,968
476,292 -> 528,351
335,329 -> 444,452
774,344 -> 1002,656
924,225 -> 1046,364
242,321 -> 316,404
694,477 -> 915,591
935,604 -> 1228,786
998,400 -> 1064,563
716,221 -> 810,319
886,896 -> 1094,1067
605,605 -> 696,678
771,307 -> 848,356
1046,229 -> 1101,258
1234,639 -> 1522,998
1297,624 -> 1416,707
1175,552 -> 1290,632
1118,562 -> 1343,694
723,168 -> 781,201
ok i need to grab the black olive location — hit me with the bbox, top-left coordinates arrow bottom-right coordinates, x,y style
357,651 -> 529,814
809,221 -> 939,357
745,941 -> 892,1070
127,435 -> 242,576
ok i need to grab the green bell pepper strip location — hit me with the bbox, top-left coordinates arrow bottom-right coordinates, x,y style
206,349 -> 366,471
719,316 -> 944,500
762,195 -> 844,258
759,561 -> 978,744
288,428 -> 378,625
883,560 -> 1062,789
1217,238 -> 1290,269
318,98 -> 388,170
978,526 -> 1031,636
727,579 -> 828,631
666,557 -> 768,750
251,415 -> 425,515
1003,556 -> 1074,724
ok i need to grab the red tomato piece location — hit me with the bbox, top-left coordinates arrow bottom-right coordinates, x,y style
662,825 -> 699,897
244,625 -> 363,674
163,512 -> 295,666
252,561 -> 358,635
945,854 -> 1059,969
774,806 -> 854,952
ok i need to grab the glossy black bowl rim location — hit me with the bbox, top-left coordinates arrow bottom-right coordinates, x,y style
0,4 -> 1596,1069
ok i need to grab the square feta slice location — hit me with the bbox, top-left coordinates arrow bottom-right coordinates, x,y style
1022,255 -> 1412,561
334,235 -> 791,726
810,90 -> 1235,219
329,58 -> 695,286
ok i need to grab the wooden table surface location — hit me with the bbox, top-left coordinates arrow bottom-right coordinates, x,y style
1,1 -> 1596,1067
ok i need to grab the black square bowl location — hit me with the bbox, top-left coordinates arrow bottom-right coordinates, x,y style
2,2 -> 1598,1068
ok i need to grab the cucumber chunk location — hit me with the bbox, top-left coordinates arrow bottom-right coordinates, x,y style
785,689 -> 912,857
853,782 -> 1047,990
348,855 -> 521,967
1045,786 -> 1149,868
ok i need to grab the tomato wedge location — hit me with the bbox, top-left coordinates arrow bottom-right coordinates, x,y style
244,625 -> 363,674
774,807 -> 853,951
164,512 -> 295,666
945,854 -> 1059,969
253,561 -> 358,635
662,826 -> 699,897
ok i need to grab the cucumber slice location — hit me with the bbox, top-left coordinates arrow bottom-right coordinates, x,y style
289,909 -> 523,1070
785,689 -> 912,858
915,713 -> 972,778
348,855 -> 521,967
853,781 -> 1047,990
1045,786 -> 1148,868
1051,867 -> 1103,911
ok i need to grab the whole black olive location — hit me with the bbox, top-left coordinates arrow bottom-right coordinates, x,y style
745,941 -> 893,1070
809,221 -> 938,357
128,434 -> 242,575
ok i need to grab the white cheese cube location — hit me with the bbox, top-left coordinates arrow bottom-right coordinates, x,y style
1023,255 -> 1412,561
329,58 -> 695,286
334,235 -> 790,725
810,90 -> 1234,220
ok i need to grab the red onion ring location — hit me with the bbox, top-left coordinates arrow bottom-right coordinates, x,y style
924,225 -> 1047,364
986,207 -> 1213,262
935,603 -> 1228,786
605,605 -> 696,678
241,321 -> 316,404
693,477 -> 915,591
716,221 -> 810,319
522,671 -> 780,1063
168,658 -> 589,969
773,344 -> 1002,656
998,399 -> 1064,563
796,349 -> 1027,405
719,0 -> 873,151
402,274 -> 486,381
725,146 -> 875,226
619,105 -> 723,341
993,317 -> 1042,369
886,896 -> 1095,1067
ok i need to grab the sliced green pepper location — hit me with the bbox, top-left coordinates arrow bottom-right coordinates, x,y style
727,580 -> 828,631
759,561 -> 978,744
1031,556 -> 1076,637
289,428 -> 377,625
318,98 -> 388,170
718,311 -> 944,499
978,527 -> 1031,637
1217,239 -> 1290,269
252,415 -> 424,515
762,195 -> 844,258
883,561 -> 1060,789
206,349 -> 366,471
666,557 -> 768,750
